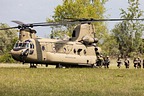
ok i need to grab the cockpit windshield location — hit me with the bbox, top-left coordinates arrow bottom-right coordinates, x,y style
14,42 -> 29,49
14,40 -> 34,50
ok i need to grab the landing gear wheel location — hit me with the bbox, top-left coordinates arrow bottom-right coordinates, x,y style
30,63 -> 37,68
91,64 -> 96,68
56,64 -> 63,68
46,64 -> 48,67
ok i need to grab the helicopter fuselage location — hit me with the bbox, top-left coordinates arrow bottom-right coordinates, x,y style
9,23 -> 101,68
11,38 -> 98,67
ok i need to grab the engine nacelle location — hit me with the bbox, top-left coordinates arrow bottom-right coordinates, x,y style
82,35 -> 98,44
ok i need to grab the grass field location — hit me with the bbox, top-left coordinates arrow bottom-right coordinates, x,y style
0,66 -> 144,96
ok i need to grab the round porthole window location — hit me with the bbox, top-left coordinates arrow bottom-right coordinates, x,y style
74,49 -> 76,54
64,48 -> 66,52
42,46 -> 45,51
84,50 -> 86,55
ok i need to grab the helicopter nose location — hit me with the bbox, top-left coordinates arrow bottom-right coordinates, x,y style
10,49 -> 23,61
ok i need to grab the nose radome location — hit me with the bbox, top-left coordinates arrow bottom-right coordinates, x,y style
11,49 -> 22,56
10,49 -> 22,61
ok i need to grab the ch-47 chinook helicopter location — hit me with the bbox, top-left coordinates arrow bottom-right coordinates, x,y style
0,18 -> 144,68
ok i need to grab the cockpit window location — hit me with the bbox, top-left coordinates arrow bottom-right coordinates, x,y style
14,43 -> 19,48
72,30 -> 76,37
14,42 -> 29,49
22,43 -> 29,48
19,43 -> 23,47
30,44 -> 34,49
13,40 -> 34,49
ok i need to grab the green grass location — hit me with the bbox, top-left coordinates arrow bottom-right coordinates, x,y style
0,68 -> 144,96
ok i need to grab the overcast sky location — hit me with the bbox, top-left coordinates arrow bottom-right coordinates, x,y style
0,0 -> 144,37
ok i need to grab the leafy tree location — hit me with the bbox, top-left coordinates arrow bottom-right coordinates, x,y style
112,0 -> 144,57
47,0 -> 109,40
101,35 -> 119,56
0,23 -> 18,63
0,23 -> 18,52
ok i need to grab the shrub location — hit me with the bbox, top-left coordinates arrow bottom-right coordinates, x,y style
0,53 -> 16,63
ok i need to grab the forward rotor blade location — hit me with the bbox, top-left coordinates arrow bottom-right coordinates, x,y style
11,20 -> 45,28
12,21 -> 25,25
0,26 -> 18,30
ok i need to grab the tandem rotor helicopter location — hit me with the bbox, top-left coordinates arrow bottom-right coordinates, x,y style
0,18 -> 144,68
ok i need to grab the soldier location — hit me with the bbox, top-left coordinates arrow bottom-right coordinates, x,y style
137,57 -> 141,68
96,55 -> 104,68
117,56 -> 122,68
96,56 -> 100,67
133,57 -> 138,69
104,56 -> 110,68
99,55 -> 104,67
124,56 -> 130,69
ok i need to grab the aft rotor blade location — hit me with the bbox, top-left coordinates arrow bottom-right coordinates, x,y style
91,18 -> 144,22
1,18 -> 144,30
71,18 -> 144,22
32,18 -> 144,27
32,22 -> 49,25
32,21 -> 81,27
12,21 -> 25,25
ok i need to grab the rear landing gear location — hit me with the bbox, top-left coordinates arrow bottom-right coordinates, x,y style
30,63 -> 37,68
46,64 -> 48,67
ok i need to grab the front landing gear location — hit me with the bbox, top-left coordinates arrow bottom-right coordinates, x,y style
30,63 -> 37,68
56,64 -> 63,68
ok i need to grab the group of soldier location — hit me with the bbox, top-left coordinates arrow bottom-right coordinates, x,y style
117,56 -> 144,69
96,55 -> 110,68
117,56 -> 130,68
96,55 -> 144,69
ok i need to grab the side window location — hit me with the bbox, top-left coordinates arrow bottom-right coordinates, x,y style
29,44 -> 34,55
77,49 -> 82,55
52,44 -> 56,52
72,30 -> 76,37
84,50 -> 86,55
30,44 -> 34,49
74,49 -> 76,54
42,46 -> 45,51
63,48 -> 66,53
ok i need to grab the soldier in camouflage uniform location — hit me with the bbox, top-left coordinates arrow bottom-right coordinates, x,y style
133,57 -> 138,69
137,57 -> 141,68
96,55 -> 104,68
117,56 -> 122,68
124,56 -> 130,69
104,56 -> 110,68
96,56 -> 100,67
